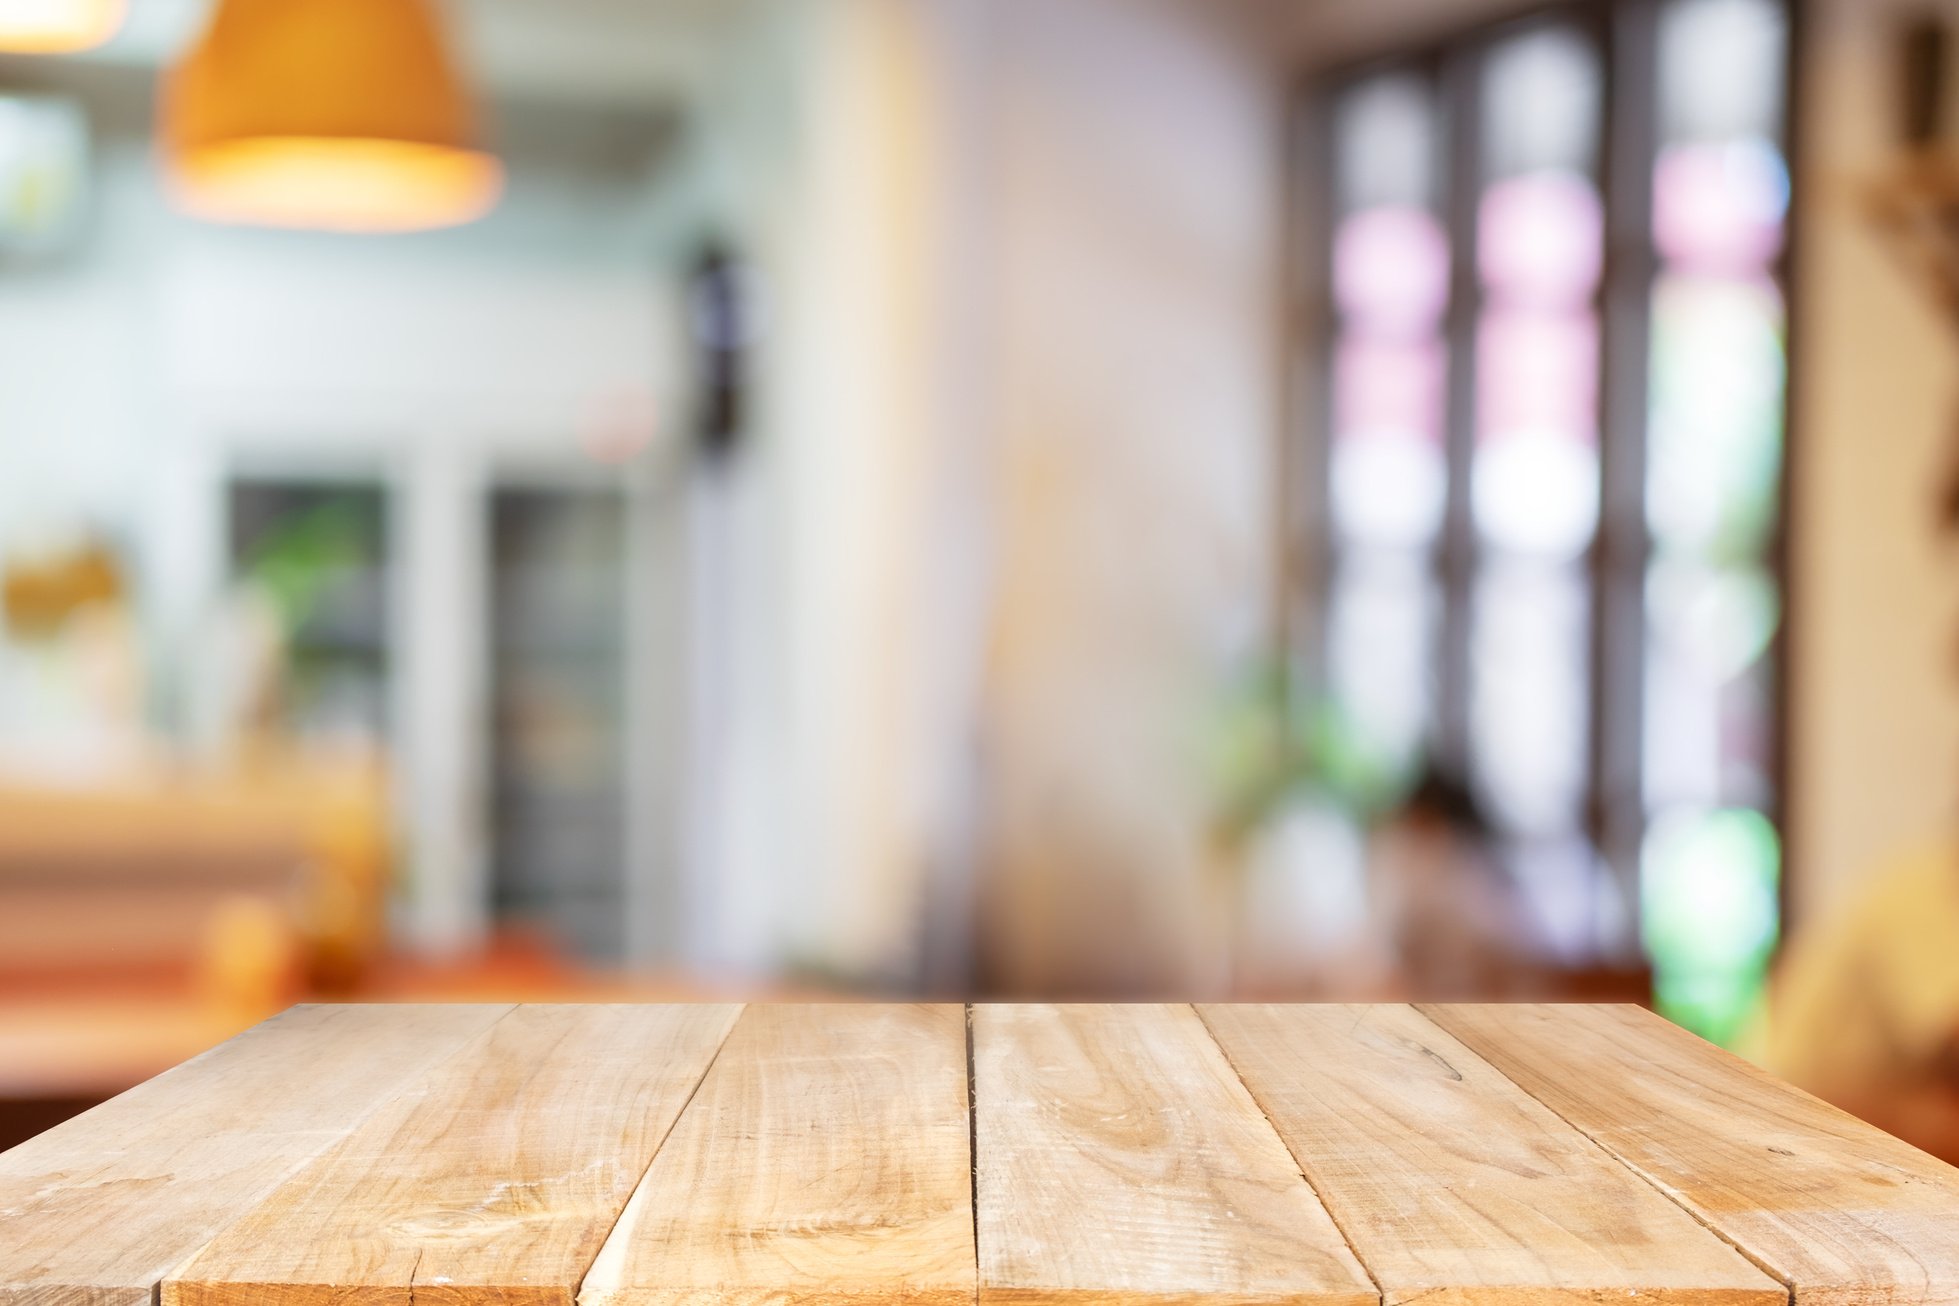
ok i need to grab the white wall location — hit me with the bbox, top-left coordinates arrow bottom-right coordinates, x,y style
1785,0 -> 1959,925
633,0 -> 1005,987
630,0 -> 1288,991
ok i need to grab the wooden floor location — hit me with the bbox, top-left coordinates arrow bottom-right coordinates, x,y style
4,1003 -> 1959,1306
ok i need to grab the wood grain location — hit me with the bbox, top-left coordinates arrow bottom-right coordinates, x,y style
1424,1002 -> 1959,1306
162,1003 -> 741,1306
1198,1003 -> 1785,1306
0,1003 -> 515,1306
580,1003 -> 974,1306
22,1001 -> 1959,1306
974,1004 -> 1376,1306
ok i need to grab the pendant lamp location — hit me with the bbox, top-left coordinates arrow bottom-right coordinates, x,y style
161,0 -> 502,234
0,0 -> 125,53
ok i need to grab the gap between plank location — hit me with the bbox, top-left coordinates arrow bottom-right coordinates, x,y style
965,1003 -> 982,1299
568,1004 -> 749,1306
1190,1004 -> 1386,1306
1404,1005 -> 1797,1306
148,1002 -> 526,1306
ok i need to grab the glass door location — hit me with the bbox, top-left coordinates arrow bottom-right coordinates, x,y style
486,485 -> 629,962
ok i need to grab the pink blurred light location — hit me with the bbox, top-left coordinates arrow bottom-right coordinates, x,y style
1653,139 -> 1786,272
1475,307 -> 1599,442
1333,335 -> 1446,442
1477,170 -> 1602,306
580,385 -> 662,465
1334,205 -> 1450,334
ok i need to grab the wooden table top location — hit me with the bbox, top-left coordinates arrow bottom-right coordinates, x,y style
3,1003 -> 1958,1306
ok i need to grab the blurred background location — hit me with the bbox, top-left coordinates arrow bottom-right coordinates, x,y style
2,0 -> 1958,1155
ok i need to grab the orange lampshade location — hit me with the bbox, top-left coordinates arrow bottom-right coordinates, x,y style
0,0 -> 124,53
160,0 -> 502,234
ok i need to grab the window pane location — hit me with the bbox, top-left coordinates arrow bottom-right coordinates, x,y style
1472,62 -> 1603,560
1647,276 -> 1784,560
1335,205 -> 1451,332
1648,1 -> 1787,564
1642,0 -> 1788,1043
1642,806 -> 1780,1046
1332,337 -> 1447,547
1654,138 -> 1788,273
489,488 -> 630,963
1479,170 -> 1604,303
0,94 -> 87,256
1473,307 -> 1600,556
1482,26 -> 1601,181
1659,0 -> 1787,146
1327,551 -> 1436,777
228,479 -> 390,747
1470,561 -> 1590,833
1335,74 -> 1437,213
1330,75 -> 1450,553
1644,562 -> 1777,810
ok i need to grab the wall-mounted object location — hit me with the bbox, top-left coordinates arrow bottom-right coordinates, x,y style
159,0 -> 502,234
1901,17 -> 1948,147
0,0 -> 123,54
0,93 -> 88,257
1869,14 -> 1959,325
687,240 -> 757,461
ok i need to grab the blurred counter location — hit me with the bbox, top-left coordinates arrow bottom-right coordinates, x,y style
0,758 -> 390,988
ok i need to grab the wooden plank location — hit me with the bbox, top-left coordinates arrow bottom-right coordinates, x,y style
580,1003 -> 973,1306
163,1003 -> 741,1306
973,1003 -> 1376,1306
1424,1002 -> 1959,1306
0,1003 -> 515,1306
1198,1004 -> 1784,1306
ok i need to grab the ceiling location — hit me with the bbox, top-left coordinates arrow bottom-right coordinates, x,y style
56,0 -> 1522,109
1250,0 -> 1555,70
21,0 -> 1541,137
73,0 -> 765,108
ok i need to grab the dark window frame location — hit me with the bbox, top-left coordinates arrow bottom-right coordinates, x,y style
1280,0 -> 1805,964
